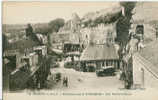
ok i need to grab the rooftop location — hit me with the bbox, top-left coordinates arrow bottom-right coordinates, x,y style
80,43 -> 119,61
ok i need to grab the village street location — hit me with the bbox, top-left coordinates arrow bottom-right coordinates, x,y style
46,61 -> 124,91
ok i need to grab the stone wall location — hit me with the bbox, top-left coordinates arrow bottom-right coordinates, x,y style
133,54 -> 158,89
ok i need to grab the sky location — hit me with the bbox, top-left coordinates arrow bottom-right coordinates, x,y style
2,2 -> 120,24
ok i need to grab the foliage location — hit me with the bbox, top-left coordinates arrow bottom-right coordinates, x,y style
2,34 -> 9,52
48,18 -> 65,33
82,12 -> 122,28
115,2 -> 136,46
34,18 -> 65,35
26,24 -> 33,37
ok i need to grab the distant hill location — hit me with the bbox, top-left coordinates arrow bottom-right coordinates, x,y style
2,24 -> 26,33
2,23 -> 48,34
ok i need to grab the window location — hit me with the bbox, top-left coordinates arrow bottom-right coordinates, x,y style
106,61 -> 109,66
102,62 -> 104,66
21,59 -> 24,63
136,25 -> 144,35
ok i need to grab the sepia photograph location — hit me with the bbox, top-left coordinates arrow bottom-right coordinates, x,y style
2,1 -> 158,100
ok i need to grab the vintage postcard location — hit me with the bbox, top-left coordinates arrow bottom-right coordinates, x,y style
2,1 -> 158,100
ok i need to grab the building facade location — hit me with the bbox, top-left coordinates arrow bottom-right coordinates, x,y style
80,43 -> 119,72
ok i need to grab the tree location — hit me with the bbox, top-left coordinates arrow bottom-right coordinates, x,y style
34,25 -> 51,35
25,24 -> 33,37
48,18 -> 65,33
2,34 -> 9,53
33,18 -> 65,35
116,2 -> 136,46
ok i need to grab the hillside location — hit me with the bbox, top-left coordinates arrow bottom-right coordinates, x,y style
81,3 -> 122,27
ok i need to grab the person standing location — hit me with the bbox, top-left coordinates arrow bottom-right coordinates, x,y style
65,77 -> 68,87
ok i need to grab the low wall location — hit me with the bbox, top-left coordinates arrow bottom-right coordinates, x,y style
133,54 -> 158,89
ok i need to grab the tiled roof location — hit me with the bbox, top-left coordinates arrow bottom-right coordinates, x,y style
80,44 -> 119,61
